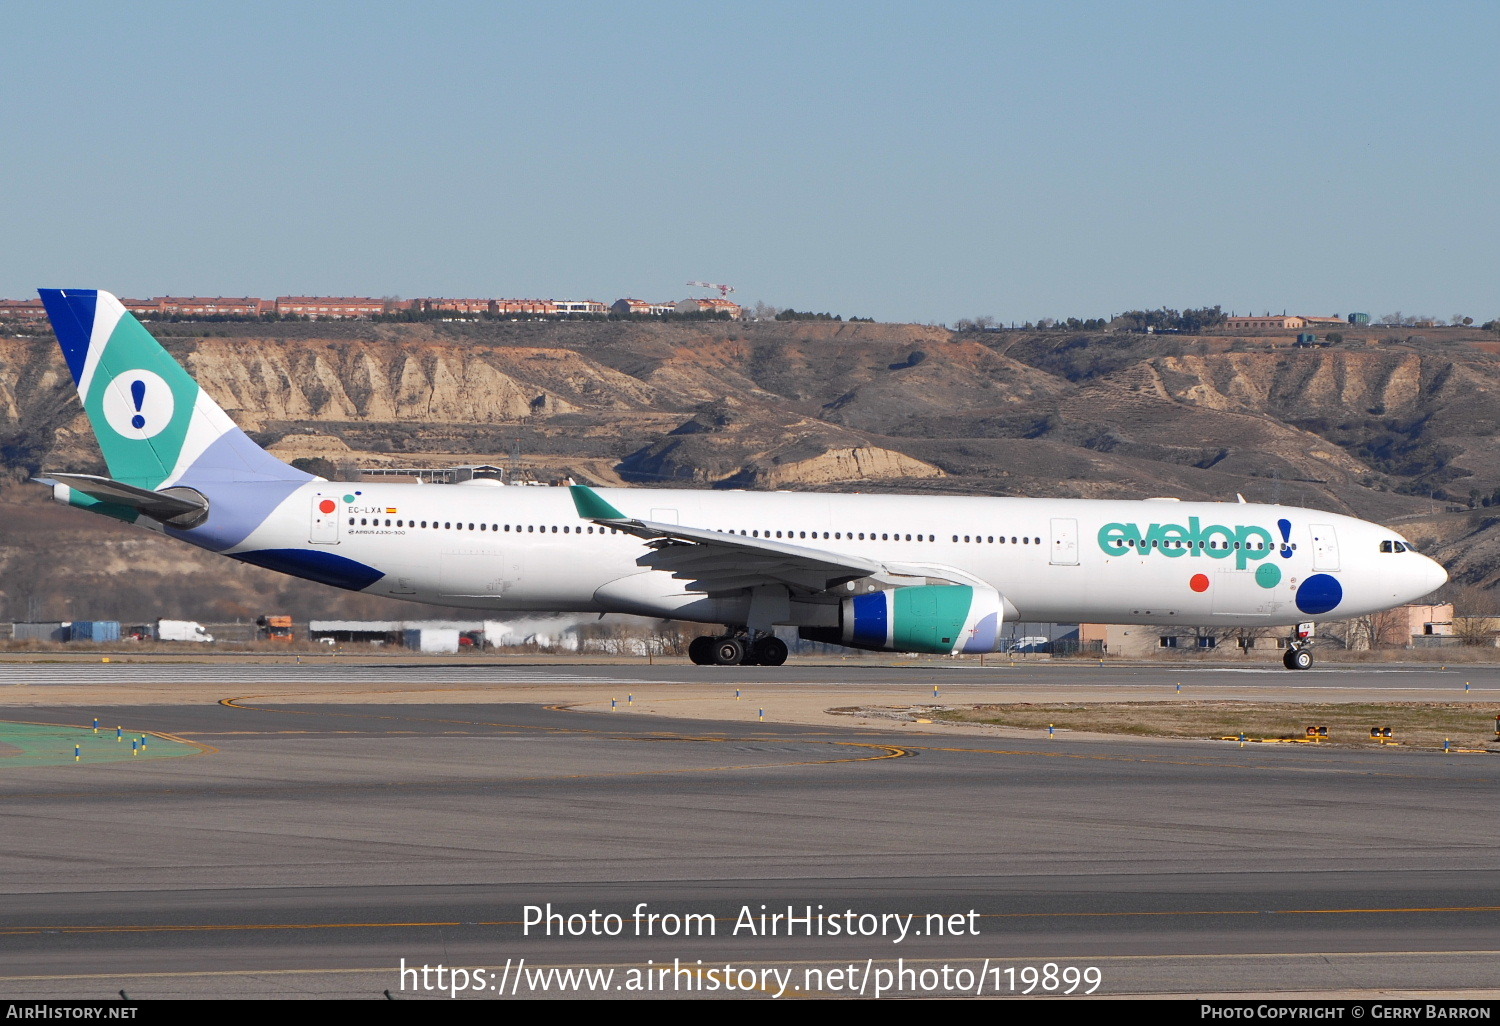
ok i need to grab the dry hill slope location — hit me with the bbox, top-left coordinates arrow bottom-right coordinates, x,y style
1,317 -> 1497,618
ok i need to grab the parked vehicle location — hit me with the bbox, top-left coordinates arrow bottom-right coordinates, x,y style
153,620 -> 214,643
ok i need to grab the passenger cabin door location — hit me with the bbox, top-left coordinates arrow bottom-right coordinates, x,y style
310,494 -> 340,545
1049,518 -> 1079,566
1310,524 -> 1340,571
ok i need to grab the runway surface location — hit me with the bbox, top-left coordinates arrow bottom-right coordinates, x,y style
3,658 -> 1500,690
0,660 -> 1496,999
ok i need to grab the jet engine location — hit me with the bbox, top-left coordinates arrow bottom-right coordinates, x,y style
798,584 -> 1005,655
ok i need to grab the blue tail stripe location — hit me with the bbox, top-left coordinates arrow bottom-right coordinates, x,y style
37,289 -> 98,385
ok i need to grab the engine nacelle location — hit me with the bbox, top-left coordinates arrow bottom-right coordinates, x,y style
799,584 -> 1005,655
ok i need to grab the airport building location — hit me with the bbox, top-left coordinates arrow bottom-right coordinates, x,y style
1081,602 -> 1457,656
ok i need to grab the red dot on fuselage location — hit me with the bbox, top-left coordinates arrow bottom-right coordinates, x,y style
319,499 -> 336,514
1190,574 -> 1210,592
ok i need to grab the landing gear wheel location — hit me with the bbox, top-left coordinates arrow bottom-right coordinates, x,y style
688,636 -> 715,665
1284,647 -> 1313,670
711,637 -> 746,666
750,636 -> 788,666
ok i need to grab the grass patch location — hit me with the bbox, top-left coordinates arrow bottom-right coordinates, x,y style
933,701 -> 1500,750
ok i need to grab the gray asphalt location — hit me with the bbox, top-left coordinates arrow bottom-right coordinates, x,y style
1,662 -> 1497,999
3,657 -> 1500,689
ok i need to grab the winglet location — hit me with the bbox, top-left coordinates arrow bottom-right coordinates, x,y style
569,484 -> 626,520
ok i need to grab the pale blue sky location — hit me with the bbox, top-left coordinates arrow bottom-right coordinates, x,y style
4,1 -> 1496,324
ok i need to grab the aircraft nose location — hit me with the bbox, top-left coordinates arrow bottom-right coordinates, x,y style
1416,555 -> 1447,598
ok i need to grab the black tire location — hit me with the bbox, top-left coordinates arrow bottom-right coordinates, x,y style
711,637 -> 745,666
1284,648 -> 1313,670
751,636 -> 788,666
688,636 -> 715,665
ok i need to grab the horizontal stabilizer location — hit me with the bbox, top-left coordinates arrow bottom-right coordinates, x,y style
37,473 -> 209,528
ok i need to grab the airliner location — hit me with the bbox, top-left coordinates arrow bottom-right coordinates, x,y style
32,289 -> 1447,669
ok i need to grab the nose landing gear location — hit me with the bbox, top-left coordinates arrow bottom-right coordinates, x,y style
1283,646 -> 1314,670
1283,622 -> 1316,669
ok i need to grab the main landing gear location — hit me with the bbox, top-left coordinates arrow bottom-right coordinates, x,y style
688,631 -> 788,666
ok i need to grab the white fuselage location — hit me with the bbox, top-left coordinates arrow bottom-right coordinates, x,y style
227,483 -> 1446,629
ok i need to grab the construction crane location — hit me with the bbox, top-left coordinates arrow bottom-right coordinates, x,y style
687,281 -> 736,298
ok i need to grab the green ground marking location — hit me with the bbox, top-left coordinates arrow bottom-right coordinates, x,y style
0,721 -> 202,768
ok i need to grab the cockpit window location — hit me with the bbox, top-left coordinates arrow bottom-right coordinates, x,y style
1380,540 -> 1411,554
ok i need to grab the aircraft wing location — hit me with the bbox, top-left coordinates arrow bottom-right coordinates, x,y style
569,485 -> 985,595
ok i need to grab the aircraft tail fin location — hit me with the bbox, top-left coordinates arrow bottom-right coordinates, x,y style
37,289 -> 310,490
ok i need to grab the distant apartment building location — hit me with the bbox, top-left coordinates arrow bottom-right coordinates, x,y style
0,299 -> 46,320
157,297 -> 270,317
275,296 -> 387,318
552,300 -> 608,315
494,299 -> 557,315
415,298 -> 495,315
675,298 -> 744,318
3,291 -> 735,322
611,299 -> 679,316
417,298 -> 601,316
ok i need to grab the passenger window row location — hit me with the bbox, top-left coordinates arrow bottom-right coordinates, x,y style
344,518 -> 1050,547
723,530 -> 940,541
1119,539 -> 1291,551
348,518 -> 620,534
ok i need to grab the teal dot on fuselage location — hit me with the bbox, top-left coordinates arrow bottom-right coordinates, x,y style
1255,562 -> 1282,589
343,494 -> 356,503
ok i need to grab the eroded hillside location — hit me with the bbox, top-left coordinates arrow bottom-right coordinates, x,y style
3,316 -> 1498,617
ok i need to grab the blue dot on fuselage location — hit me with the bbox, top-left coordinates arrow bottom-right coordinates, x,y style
131,415 -> 145,429
1296,573 -> 1343,615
